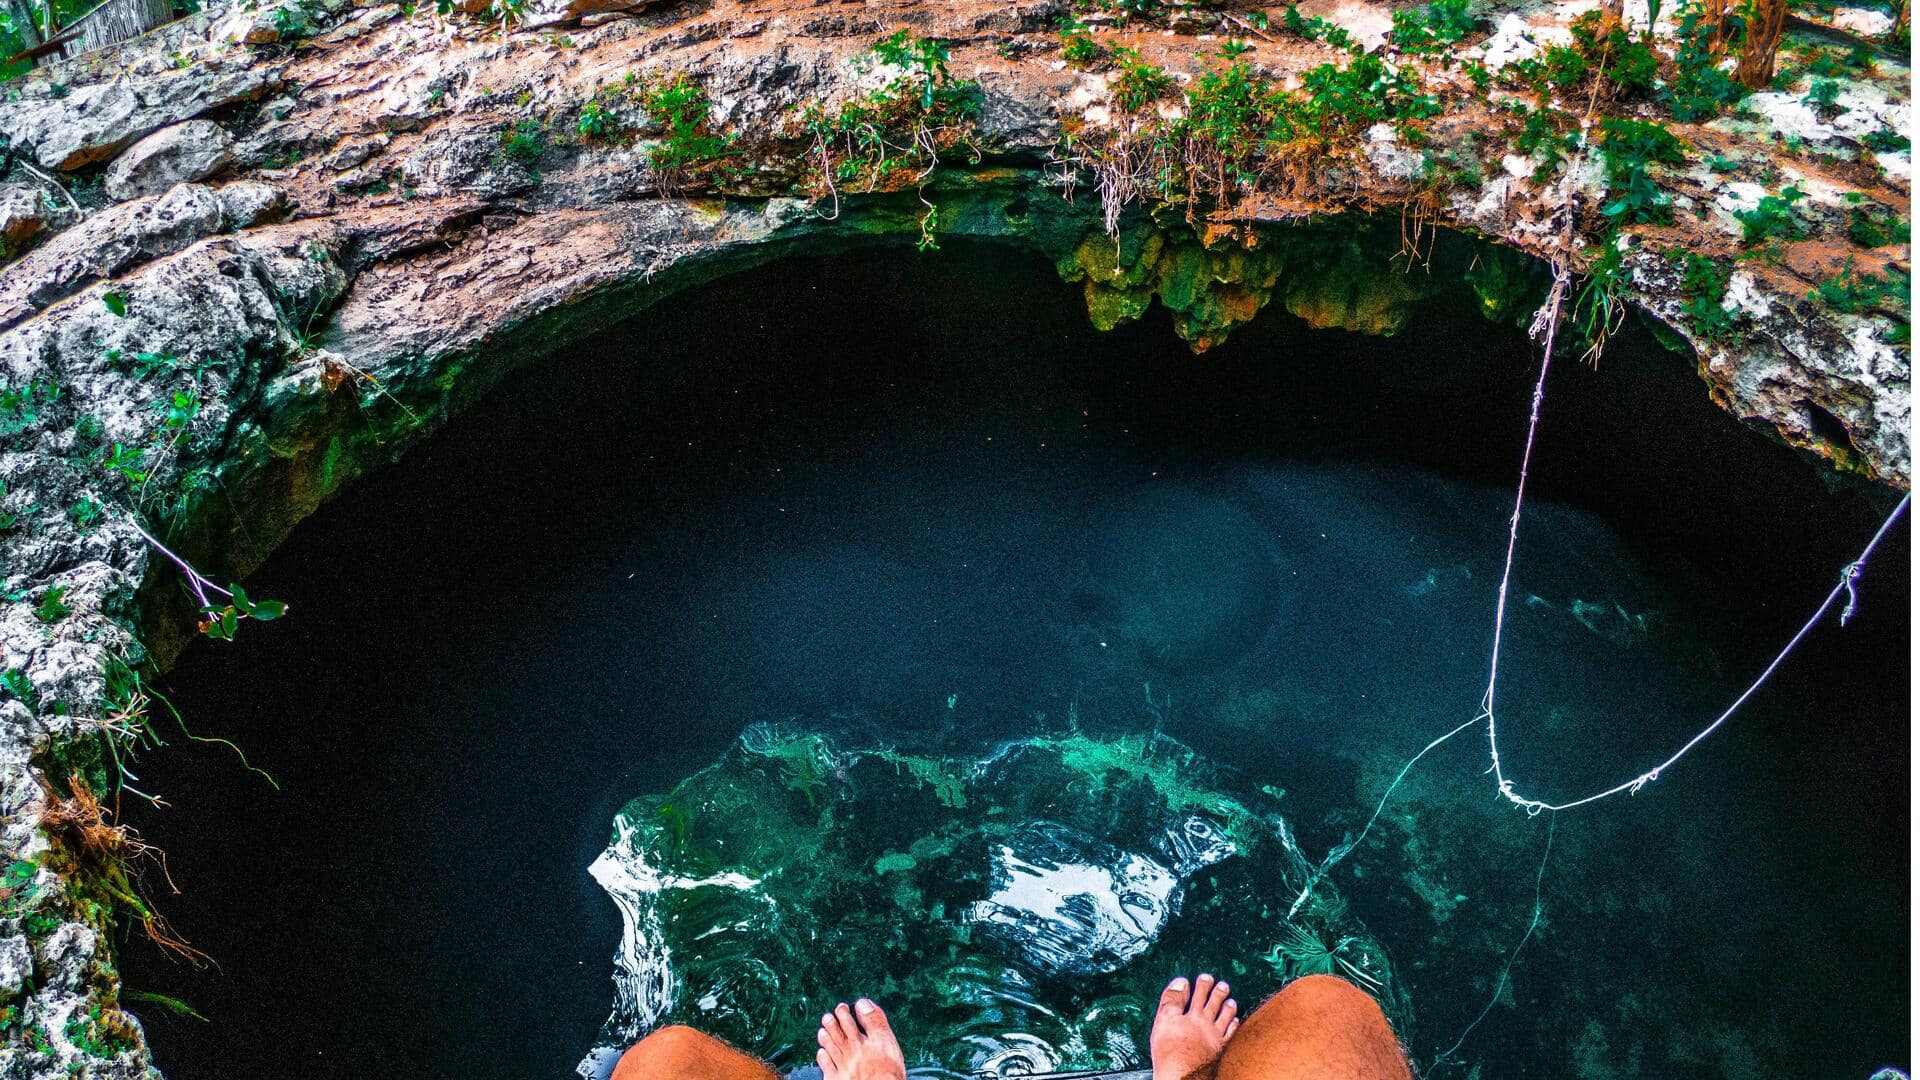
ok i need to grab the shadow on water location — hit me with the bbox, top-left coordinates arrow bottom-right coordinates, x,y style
121,240 -> 1907,1079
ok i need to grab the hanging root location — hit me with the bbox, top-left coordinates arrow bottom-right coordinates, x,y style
37,776 -> 213,966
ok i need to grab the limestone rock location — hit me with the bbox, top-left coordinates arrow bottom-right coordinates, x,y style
213,180 -> 292,229
0,183 -> 73,255
564,0 -> 648,18
0,184 -> 229,328
0,64 -> 280,171
103,120 -> 236,200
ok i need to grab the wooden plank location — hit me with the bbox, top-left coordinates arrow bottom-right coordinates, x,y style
51,0 -> 173,60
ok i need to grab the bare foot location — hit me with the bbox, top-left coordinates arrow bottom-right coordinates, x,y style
816,998 -> 907,1080
1150,974 -> 1240,1080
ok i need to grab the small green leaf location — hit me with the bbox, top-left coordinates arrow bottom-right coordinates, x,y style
102,291 -> 128,317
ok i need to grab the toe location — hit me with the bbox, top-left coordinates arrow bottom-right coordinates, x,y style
1225,1017 -> 1241,1040
1216,999 -> 1238,1035
817,1046 -> 837,1077
834,1002 -> 859,1042
1156,976 -> 1192,1018
821,1011 -> 851,1057
1190,974 -> 1216,1014
855,998 -> 894,1042
1203,979 -> 1231,1020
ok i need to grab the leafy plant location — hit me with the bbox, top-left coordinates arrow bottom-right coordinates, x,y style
1808,258 -> 1906,313
1847,205 -> 1904,247
1282,4 -> 1356,49
1666,1 -> 1747,120
34,586 -> 70,624
99,442 -> 146,486
1514,109 -> 1573,180
1570,238 -> 1629,360
1677,252 -> 1735,341
1518,10 -> 1657,101
1111,47 -> 1177,112
1861,125 -> 1909,152
1733,185 -> 1804,245
1059,18 -> 1109,67
154,388 -> 201,433
0,377 -> 58,437
66,496 -> 102,532
197,582 -> 287,641
1390,0 -> 1476,52
799,32 -> 982,227
576,98 -> 615,141
497,117 -> 545,167
1803,77 -> 1842,117
1,668 -> 36,707
1597,118 -> 1686,224
639,73 -> 740,195
1277,52 -> 1439,143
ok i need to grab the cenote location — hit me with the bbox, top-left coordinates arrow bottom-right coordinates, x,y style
118,238 -> 1908,1080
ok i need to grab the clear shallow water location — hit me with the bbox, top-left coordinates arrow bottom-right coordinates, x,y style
122,240 -> 1908,1079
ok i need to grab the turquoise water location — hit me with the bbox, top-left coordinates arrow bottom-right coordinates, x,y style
123,240 -> 1908,1079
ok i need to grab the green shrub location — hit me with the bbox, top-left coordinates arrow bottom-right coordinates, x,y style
1861,125 -> 1909,152
1059,19 -> 1108,67
1111,47 -> 1177,112
1666,2 -> 1747,121
1183,57 -> 1281,187
1847,204 -> 1904,247
1273,52 -> 1439,143
1803,77 -> 1842,117
576,99 -> 615,141
1521,11 -> 1657,101
34,586 -> 69,624
1809,258 -> 1906,313
1282,4 -> 1357,50
1733,185 -> 1804,245
1514,109 -> 1573,180
639,73 -> 740,194
1597,118 -> 1686,224
497,117 -> 545,166
0,377 -> 58,438
1390,0 -> 1477,52
799,33 -> 982,249
1677,252 -> 1735,340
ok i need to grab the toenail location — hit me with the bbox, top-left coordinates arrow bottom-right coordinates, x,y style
1170,977 -> 1188,991
856,999 -> 876,1013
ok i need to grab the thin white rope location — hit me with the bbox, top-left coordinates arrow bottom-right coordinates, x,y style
1286,265 -> 1911,915
1480,378 -> 1912,814
1431,811 -> 1556,1071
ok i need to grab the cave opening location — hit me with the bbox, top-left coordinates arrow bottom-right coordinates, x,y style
118,239 -> 1908,1080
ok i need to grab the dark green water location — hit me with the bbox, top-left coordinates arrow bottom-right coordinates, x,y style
122,239 -> 1907,1079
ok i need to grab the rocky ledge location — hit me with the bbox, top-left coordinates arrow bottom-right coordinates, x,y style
0,0 -> 1908,1072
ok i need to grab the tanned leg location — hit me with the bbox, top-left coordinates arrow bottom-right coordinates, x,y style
1214,975 -> 1414,1080
611,1025 -> 779,1080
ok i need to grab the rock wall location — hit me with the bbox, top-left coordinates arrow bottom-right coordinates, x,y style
0,0 -> 1907,1073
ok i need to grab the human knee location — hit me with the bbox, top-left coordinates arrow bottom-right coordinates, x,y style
1279,974 -> 1385,1016
617,1025 -> 717,1071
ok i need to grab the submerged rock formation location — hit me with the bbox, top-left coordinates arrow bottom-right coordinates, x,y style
577,724 -> 1406,1079
0,0 -> 1906,1072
